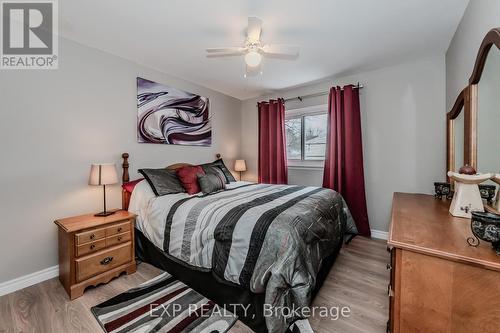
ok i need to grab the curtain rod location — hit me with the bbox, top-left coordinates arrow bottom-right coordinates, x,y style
283,82 -> 364,103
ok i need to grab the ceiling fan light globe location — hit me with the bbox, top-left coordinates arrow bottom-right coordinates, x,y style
244,51 -> 262,67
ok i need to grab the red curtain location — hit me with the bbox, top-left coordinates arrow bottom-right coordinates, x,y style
323,86 -> 370,237
258,99 -> 288,184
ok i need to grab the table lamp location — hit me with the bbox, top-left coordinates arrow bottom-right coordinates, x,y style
234,159 -> 247,181
89,163 -> 118,217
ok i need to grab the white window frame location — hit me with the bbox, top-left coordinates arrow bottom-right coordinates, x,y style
285,104 -> 328,169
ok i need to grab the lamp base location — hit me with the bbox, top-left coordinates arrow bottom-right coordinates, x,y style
94,211 -> 116,217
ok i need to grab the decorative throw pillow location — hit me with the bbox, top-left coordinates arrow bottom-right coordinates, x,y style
198,173 -> 226,194
121,178 -> 144,194
138,169 -> 185,196
200,159 -> 236,183
177,165 -> 205,195
202,165 -> 227,181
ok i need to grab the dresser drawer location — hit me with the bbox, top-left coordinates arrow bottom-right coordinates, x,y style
76,238 -> 106,257
75,228 -> 106,245
106,231 -> 131,247
75,242 -> 132,282
106,221 -> 131,236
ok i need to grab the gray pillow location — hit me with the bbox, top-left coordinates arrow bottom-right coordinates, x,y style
198,173 -> 226,194
138,168 -> 185,196
200,159 -> 236,183
202,165 -> 227,181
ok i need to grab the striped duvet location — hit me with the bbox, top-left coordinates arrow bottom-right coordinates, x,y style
134,182 -> 356,332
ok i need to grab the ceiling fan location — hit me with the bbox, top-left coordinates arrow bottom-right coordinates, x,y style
206,17 -> 300,77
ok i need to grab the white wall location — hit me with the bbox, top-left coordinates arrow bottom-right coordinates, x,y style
446,0 -> 500,110
0,37 -> 241,283
241,56 -> 446,232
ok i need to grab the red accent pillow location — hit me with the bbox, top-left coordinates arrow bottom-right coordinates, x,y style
177,166 -> 205,194
121,178 -> 144,193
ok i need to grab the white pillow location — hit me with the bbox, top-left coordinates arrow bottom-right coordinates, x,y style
128,179 -> 156,216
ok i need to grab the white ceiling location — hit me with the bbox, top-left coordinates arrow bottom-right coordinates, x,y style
59,0 -> 469,100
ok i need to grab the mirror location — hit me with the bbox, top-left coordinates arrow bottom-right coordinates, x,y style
446,28 -> 500,209
446,87 -> 467,178
454,107 -> 465,171
477,47 -> 500,207
477,48 -> 500,175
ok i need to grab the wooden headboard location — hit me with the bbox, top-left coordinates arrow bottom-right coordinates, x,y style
121,152 -> 222,211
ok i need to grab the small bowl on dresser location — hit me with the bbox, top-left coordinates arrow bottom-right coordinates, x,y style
479,184 -> 497,204
434,182 -> 452,200
467,211 -> 500,254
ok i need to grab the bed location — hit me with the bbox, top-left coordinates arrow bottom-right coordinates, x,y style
120,153 -> 357,333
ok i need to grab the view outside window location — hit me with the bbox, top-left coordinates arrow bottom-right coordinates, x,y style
285,117 -> 301,159
285,113 -> 327,161
304,114 -> 327,160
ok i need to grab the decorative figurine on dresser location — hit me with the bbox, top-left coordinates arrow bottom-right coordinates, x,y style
447,166 -> 492,218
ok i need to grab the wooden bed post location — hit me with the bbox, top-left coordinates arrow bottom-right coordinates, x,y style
122,153 -> 130,210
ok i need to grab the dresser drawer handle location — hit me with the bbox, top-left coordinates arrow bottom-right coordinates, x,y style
90,244 -> 96,250
117,236 -> 122,241
387,263 -> 392,270
90,234 -> 95,240
100,257 -> 113,265
117,227 -> 122,232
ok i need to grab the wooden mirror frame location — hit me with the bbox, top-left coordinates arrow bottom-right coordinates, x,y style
446,27 -> 500,179
446,87 -> 466,178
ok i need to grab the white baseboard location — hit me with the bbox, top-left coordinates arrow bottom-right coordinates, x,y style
0,265 -> 59,297
370,229 -> 389,240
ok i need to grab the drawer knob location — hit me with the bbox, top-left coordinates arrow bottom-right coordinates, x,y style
90,234 -> 95,240
118,227 -> 122,232
90,244 -> 96,250
387,263 -> 392,270
100,256 -> 114,265
117,237 -> 122,241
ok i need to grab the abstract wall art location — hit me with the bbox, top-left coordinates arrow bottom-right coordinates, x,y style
137,77 -> 211,146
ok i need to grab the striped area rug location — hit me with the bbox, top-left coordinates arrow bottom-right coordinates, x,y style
91,273 -> 238,333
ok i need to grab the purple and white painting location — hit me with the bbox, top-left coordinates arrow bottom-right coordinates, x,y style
137,77 -> 211,146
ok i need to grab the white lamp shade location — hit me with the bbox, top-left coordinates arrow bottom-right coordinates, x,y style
234,159 -> 247,172
89,163 -> 118,186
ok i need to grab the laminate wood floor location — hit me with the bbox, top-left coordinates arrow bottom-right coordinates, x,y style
0,237 -> 388,333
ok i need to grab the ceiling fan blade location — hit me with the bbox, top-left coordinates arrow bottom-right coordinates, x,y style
247,17 -> 262,42
206,52 -> 245,58
262,44 -> 300,57
206,47 -> 246,53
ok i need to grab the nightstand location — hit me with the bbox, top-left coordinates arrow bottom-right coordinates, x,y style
54,210 -> 137,299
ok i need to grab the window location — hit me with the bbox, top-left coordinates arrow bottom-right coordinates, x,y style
285,107 -> 327,162
285,118 -> 302,159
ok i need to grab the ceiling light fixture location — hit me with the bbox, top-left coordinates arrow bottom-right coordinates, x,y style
244,51 -> 262,67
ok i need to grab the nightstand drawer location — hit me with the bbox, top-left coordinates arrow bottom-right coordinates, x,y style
76,242 -> 132,282
106,221 -> 131,236
75,228 -> 106,245
106,231 -> 131,247
76,238 -> 106,257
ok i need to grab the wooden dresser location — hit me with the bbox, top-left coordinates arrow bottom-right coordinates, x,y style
54,210 -> 136,299
388,193 -> 500,333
